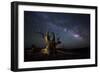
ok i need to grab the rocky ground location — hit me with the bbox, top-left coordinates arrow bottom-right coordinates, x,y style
24,47 -> 90,62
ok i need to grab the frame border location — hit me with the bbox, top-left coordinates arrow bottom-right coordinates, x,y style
11,1 -> 98,72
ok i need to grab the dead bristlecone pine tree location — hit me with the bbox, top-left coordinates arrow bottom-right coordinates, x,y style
41,32 -> 61,56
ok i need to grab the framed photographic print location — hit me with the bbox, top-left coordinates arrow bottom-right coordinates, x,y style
11,1 -> 97,71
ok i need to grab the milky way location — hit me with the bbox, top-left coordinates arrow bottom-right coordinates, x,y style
24,11 -> 90,49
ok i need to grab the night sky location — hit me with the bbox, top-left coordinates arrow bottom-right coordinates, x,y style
24,11 -> 90,49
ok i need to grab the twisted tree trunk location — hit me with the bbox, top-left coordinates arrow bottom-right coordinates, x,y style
41,32 -> 61,56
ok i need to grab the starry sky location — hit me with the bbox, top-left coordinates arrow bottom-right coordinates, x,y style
24,11 -> 90,49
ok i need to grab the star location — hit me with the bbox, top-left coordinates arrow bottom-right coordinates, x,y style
64,28 -> 67,32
